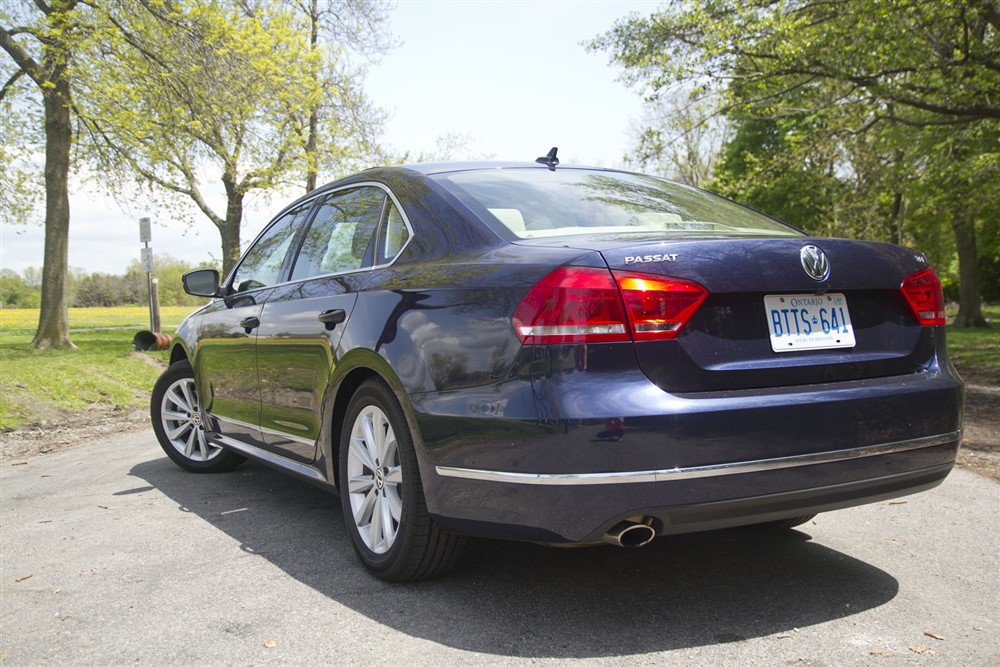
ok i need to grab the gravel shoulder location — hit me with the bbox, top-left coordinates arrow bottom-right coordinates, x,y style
952,364 -> 1000,483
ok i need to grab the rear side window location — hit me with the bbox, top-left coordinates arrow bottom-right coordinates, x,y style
291,187 -> 386,281
377,200 -> 409,264
433,169 -> 803,239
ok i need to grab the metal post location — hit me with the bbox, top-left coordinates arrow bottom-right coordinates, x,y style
151,278 -> 161,333
139,217 -> 154,332
147,269 -> 154,331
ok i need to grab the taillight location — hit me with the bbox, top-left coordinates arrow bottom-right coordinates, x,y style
512,266 -> 708,344
613,271 -> 709,340
901,267 -> 946,326
512,267 -> 630,344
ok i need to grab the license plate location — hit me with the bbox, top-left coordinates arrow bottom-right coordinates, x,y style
764,293 -> 856,352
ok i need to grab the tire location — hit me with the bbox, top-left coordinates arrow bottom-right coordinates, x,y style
339,378 -> 465,582
151,360 -> 245,473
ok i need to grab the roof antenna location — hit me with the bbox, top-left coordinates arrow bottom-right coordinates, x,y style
535,147 -> 559,170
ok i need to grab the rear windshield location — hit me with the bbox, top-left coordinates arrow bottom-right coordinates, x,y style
432,168 -> 803,239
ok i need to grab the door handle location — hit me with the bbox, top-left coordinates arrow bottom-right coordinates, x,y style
239,316 -> 260,333
318,308 -> 347,329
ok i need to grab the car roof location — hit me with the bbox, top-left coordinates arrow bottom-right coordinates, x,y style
366,161 -> 623,177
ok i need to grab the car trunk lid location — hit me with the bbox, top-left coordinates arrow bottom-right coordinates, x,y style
591,237 -> 939,393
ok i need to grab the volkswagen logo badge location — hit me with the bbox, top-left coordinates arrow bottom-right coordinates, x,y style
800,245 -> 831,281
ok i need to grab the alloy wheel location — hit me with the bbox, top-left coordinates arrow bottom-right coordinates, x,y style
159,377 -> 221,462
346,404 -> 403,554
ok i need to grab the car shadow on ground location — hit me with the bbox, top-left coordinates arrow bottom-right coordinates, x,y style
130,457 -> 899,658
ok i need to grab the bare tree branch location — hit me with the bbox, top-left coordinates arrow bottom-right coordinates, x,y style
0,68 -> 26,101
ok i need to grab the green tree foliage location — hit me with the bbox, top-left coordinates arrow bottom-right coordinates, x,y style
712,116 -> 842,235
593,0 -> 998,124
77,1 -> 324,276
905,123 -> 1000,309
72,271 -> 144,307
3,1 -> 391,350
70,255 -> 217,308
1,269 -> 41,308
0,96 -> 42,228
625,88 -> 731,188
124,254 -> 218,307
1,259 -> 217,309
282,0 -> 394,192
77,0 -> 389,275
592,0 -> 999,326
710,112 -> 907,241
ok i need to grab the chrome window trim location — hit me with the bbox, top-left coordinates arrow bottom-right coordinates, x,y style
353,182 -> 415,268
220,181 -> 415,295
226,198 -> 319,295
435,431 -> 961,486
281,182 -> 414,285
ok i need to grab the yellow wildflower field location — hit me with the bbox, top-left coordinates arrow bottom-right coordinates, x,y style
0,305 -> 198,333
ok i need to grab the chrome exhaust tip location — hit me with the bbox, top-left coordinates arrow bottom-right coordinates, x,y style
602,517 -> 656,548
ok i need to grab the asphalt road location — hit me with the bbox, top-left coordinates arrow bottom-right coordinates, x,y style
2,430 -> 998,666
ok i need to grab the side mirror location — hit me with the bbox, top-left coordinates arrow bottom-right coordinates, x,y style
182,268 -> 222,298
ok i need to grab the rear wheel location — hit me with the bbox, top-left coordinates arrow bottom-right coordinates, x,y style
339,378 -> 465,581
151,360 -> 245,473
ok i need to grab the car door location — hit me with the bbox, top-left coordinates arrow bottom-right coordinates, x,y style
194,201 -> 314,448
256,185 -> 398,462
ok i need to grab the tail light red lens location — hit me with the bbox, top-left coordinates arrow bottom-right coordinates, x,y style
512,267 -> 630,344
512,266 -> 708,344
901,267 -> 946,326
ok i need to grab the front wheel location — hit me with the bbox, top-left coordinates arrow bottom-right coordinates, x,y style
339,378 -> 465,581
151,360 -> 245,473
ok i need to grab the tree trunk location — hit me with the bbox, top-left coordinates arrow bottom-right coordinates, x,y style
950,209 -> 988,328
304,0 -> 320,193
305,107 -> 319,193
889,191 -> 903,245
31,78 -> 75,350
219,181 -> 245,277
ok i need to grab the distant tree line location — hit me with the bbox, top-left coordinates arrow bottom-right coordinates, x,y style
0,255 -> 216,309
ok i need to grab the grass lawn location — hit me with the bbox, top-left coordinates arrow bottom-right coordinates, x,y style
0,306 -> 196,430
944,305 -> 1000,373
0,304 -> 998,431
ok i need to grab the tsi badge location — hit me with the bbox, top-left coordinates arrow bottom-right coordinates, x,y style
800,245 -> 831,282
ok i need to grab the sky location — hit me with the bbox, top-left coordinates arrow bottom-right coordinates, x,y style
0,1 -> 659,277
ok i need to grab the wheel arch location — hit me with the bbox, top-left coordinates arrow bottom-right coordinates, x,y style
328,366 -> 377,488
168,343 -> 189,366
324,348 -> 424,491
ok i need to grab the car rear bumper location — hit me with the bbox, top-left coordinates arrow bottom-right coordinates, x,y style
435,431 -> 958,486
424,438 -> 957,543
411,369 -> 963,543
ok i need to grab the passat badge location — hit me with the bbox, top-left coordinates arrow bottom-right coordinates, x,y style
800,245 -> 830,282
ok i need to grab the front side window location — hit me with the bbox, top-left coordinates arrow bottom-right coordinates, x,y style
231,203 -> 312,292
290,187 -> 386,281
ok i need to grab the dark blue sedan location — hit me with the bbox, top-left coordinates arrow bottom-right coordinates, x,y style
151,155 -> 963,581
